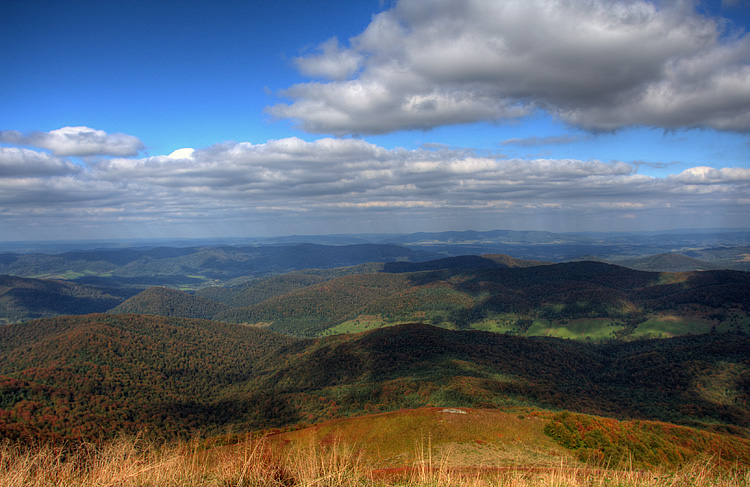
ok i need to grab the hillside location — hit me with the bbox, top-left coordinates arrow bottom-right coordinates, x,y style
0,314 -> 295,440
216,262 -> 750,338
108,286 -> 230,319
4,257 -> 749,343
0,275 -> 132,324
273,407 -> 750,470
683,246 -> 750,271
195,262 -> 386,306
613,253 -> 720,272
381,253 -> 549,273
2,316 -> 748,443
249,323 -> 750,432
214,273 -> 416,335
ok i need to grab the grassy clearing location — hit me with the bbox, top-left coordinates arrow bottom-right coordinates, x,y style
469,320 -> 517,334
526,319 -> 623,340
633,314 -> 716,338
323,316 -> 392,335
321,316 -> 451,336
2,433 -> 748,487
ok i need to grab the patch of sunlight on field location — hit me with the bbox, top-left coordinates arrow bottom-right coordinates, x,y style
526,319 -> 622,340
32,270 -> 114,279
470,320 -> 516,333
322,315 -> 409,335
526,319 -> 552,336
634,314 -> 715,338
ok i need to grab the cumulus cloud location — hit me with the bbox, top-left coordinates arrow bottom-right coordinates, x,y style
0,126 -> 145,157
267,0 -> 750,135
294,37 -> 364,80
0,147 -> 80,177
669,166 -> 750,183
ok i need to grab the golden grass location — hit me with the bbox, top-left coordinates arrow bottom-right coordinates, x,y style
1,434 -> 749,487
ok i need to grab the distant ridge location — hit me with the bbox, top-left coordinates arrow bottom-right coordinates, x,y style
0,243 -> 439,281
613,253 -> 719,272
382,253 -> 549,273
0,274 -> 129,324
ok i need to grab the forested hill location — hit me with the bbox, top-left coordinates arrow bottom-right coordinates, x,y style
1,316 -> 748,442
108,286 -> 230,319
208,261 -> 750,338
0,275 -> 132,324
381,254 -> 549,272
0,314 -> 296,440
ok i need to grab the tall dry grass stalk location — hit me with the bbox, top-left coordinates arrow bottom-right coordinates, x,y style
1,435 -> 749,487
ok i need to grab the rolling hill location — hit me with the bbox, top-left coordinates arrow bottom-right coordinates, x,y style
206,261 -> 750,338
0,275 -> 132,324
612,253 -> 720,272
272,406 -> 750,470
108,286 -> 230,319
0,314 -> 295,440
1,316 -> 748,444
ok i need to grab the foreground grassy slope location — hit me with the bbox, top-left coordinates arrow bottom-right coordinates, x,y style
273,407 -> 750,470
4,427 -> 749,487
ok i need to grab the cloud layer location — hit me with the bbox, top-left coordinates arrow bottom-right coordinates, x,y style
0,126 -> 145,157
268,0 -> 750,135
1,128 -> 748,237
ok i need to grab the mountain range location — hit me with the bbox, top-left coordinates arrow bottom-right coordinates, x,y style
2,231 -> 750,472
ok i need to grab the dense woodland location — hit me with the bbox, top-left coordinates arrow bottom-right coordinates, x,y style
1,315 -> 748,444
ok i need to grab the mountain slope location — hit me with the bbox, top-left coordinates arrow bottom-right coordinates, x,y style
0,314 -> 295,440
249,323 -> 750,431
214,273 -> 415,335
614,253 -> 719,272
0,275 -> 130,324
274,407 -> 750,470
381,253 -> 548,273
215,262 -> 750,338
1,317 -> 749,443
108,286 -> 229,319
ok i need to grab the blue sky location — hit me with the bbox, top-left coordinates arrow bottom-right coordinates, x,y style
1,0 -> 749,241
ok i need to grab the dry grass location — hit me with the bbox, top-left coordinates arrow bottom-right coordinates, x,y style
1,434 -> 748,487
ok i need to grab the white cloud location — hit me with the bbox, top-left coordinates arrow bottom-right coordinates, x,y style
669,166 -> 750,183
268,0 -> 750,135
1,134 -> 748,235
294,37 -> 364,80
0,147 -> 80,177
168,148 -> 195,160
0,126 -> 145,157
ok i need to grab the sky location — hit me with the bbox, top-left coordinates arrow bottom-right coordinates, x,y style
1,0 -> 749,242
